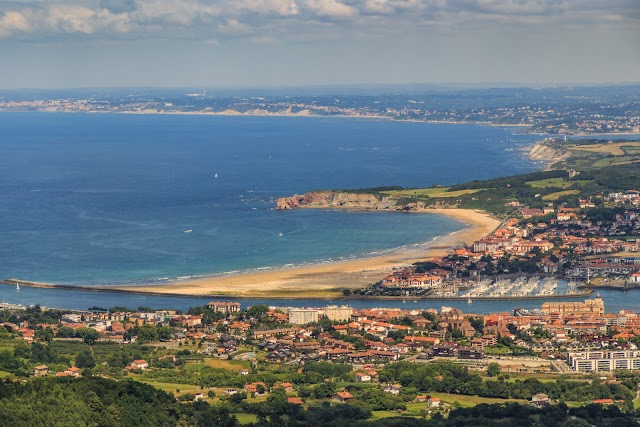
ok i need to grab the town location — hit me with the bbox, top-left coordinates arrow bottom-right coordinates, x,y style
2,163 -> 640,425
2,283 -> 640,425
358,190 -> 640,299
2,85 -> 640,136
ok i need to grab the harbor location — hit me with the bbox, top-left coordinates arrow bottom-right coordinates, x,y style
0,277 -> 621,315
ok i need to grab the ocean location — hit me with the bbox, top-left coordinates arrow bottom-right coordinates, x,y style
0,112 -> 540,288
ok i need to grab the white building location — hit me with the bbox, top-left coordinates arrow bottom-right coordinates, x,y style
568,350 -> 640,372
288,308 -> 320,325
324,305 -> 353,322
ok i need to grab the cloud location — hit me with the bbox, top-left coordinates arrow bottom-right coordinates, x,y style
233,0 -> 300,16
362,0 -> 428,15
0,11 -> 31,37
303,0 -> 357,17
218,18 -> 251,34
100,0 -> 137,14
0,0 -> 637,41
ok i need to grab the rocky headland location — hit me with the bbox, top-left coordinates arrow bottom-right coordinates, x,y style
526,140 -> 571,168
275,191 -> 460,211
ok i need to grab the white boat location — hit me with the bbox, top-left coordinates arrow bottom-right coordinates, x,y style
16,283 -> 20,291
467,297 -> 472,304
184,229 -> 193,233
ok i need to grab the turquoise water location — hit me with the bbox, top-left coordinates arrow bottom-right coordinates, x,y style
0,113 -> 539,286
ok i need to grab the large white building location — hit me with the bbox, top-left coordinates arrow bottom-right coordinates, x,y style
324,305 -> 353,322
568,350 -> 640,372
207,301 -> 241,313
288,308 -> 319,325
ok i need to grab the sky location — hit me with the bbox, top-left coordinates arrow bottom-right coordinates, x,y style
0,0 -> 639,89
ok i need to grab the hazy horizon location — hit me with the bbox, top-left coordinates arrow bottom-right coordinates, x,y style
2,82 -> 640,95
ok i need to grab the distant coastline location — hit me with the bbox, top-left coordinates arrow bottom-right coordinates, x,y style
11,107 -> 537,131
3,108 -> 638,137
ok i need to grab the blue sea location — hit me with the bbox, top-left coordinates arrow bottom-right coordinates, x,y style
0,112 -> 567,311
0,113 -> 540,286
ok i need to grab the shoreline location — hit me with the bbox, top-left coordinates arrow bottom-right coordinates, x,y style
1,109 -> 536,132
94,209 -> 501,298
3,209 -> 502,299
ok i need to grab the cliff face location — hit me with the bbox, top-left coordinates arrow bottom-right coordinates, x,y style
276,191 -> 390,210
275,191 -> 459,211
527,141 -> 570,166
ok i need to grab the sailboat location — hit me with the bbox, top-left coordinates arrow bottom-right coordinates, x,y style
467,297 -> 472,304
16,282 -> 20,291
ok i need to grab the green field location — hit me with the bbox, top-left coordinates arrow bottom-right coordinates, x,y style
136,380 -> 203,395
427,393 -> 527,408
568,141 -> 640,156
370,394 -> 527,420
371,410 -> 408,419
591,155 -> 640,168
380,187 -> 486,198
526,177 -> 589,189
542,189 -> 581,201
234,413 -> 259,425
183,358 -> 250,372
0,343 -> 17,352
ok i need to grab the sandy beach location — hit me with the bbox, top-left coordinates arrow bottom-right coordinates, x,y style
109,209 -> 500,298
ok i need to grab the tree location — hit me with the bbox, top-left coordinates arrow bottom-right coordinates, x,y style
56,326 -> 76,338
30,342 -> 56,364
137,324 -> 158,343
266,387 -> 288,414
229,392 -> 247,404
313,382 -> 337,399
487,363 -> 502,377
246,304 -> 269,319
35,328 -> 54,342
157,326 -> 173,341
77,328 -> 100,345
75,350 -> 96,369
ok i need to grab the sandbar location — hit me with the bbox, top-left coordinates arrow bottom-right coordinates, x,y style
109,209 -> 500,298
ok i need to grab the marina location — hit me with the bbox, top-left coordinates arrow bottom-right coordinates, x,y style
428,276 -> 590,300
0,277 -> 620,315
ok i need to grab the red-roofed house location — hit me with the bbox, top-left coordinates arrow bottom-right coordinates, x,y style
428,397 -> 441,408
131,360 -> 149,370
356,372 -> 372,382
592,399 -> 614,405
332,391 -> 354,403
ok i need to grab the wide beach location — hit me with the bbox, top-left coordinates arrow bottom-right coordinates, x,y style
109,209 -> 500,298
